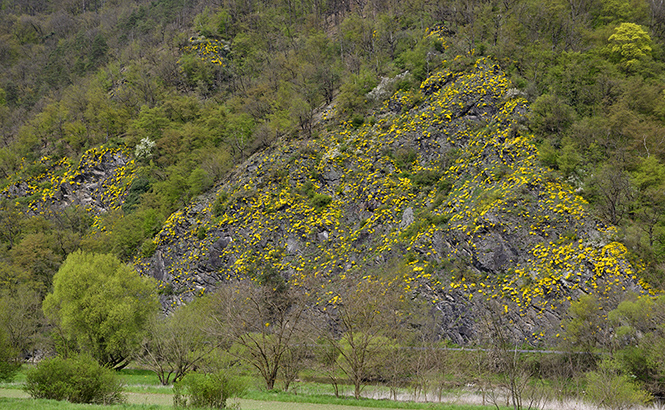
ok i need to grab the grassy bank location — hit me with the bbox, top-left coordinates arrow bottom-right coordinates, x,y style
243,391 -> 503,410
0,396 -> 506,410
0,366 -> 506,410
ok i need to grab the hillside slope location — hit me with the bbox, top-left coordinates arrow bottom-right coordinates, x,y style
135,52 -> 648,344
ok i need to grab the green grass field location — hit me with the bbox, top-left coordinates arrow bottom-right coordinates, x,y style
0,395 -> 506,410
0,367 -> 506,410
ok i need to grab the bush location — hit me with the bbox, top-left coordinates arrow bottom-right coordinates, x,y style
410,170 -> 442,187
212,192 -> 229,217
24,354 -> 124,404
173,371 -> 246,409
141,239 -> 157,258
197,226 -> 208,240
392,148 -> 417,171
0,330 -> 20,382
585,358 -> 652,410
310,193 -> 332,211
0,359 -> 20,382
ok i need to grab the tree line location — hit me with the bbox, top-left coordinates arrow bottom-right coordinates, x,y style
2,250 -> 665,410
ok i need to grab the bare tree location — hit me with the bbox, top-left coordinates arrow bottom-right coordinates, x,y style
207,275 -> 310,390
315,337 -> 343,397
586,163 -> 633,226
317,273 -> 410,399
479,301 -> 546,410
139,299 -> 217,385
379,343 -> 410,400
0,285 -> 45,359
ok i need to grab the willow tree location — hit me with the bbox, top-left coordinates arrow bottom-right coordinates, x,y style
43,250 -> 158,369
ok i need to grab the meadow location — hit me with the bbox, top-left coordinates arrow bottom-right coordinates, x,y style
0,367 -> 507,410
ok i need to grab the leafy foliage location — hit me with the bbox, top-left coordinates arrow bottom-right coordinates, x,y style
1,0 -> 665,404
173,371 -> 246,409
0,328 -> 20,382
24,354 -> 124,404
585,358 -> 652,410
42,251 -> 159,369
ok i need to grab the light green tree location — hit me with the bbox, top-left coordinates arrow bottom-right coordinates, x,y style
608,23 -> 652,69
43,250 -> 159,369
561,294 -> 610,355
585,357 -> 652,410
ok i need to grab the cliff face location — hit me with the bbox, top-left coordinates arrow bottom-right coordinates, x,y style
135,55 -> 648,344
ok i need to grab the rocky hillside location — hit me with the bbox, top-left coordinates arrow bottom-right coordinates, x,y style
1,49 -> 648,344
124,50 -> 650,345
1,146 -> 134,219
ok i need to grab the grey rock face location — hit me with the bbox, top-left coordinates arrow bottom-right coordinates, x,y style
399,207 -> 415,230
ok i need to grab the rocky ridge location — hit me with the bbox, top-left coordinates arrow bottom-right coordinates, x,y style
134,54 -> 650,344
0,51 -> 648,345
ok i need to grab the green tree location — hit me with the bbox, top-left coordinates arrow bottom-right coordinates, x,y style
632,156 -> 665,249
9,231 -> 63,294
128,105 -> 170,145
0,199 -> 23,250
42,250 -> 159,369
558,138 -> 582,177
529,94 -> 576,137
608,22 -> 653,69
0,327 -> 20,382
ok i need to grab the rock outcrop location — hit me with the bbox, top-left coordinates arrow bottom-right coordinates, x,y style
136,56 -> 649,344
2,52 -> 647,345
1,147 -> 135,215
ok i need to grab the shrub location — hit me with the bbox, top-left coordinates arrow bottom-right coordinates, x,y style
197,226 -> 208,240
392,148 -> 417,171
401,210 -> 450,239
410,169 -> 442,188
350,114 -> 364,128
141,239 -> 157,258
301,181 -> 315,198
173,371 -> 246,409
0,330 -> 20,382
24,354 -> 124,404
585,358 -> 652,410
310,193 -> 332,211
212,192 -> 229,217
0,357 -> 20,382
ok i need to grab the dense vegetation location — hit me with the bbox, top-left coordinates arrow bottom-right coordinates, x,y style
2,0 -> 665,408
2,0 -> 665,288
